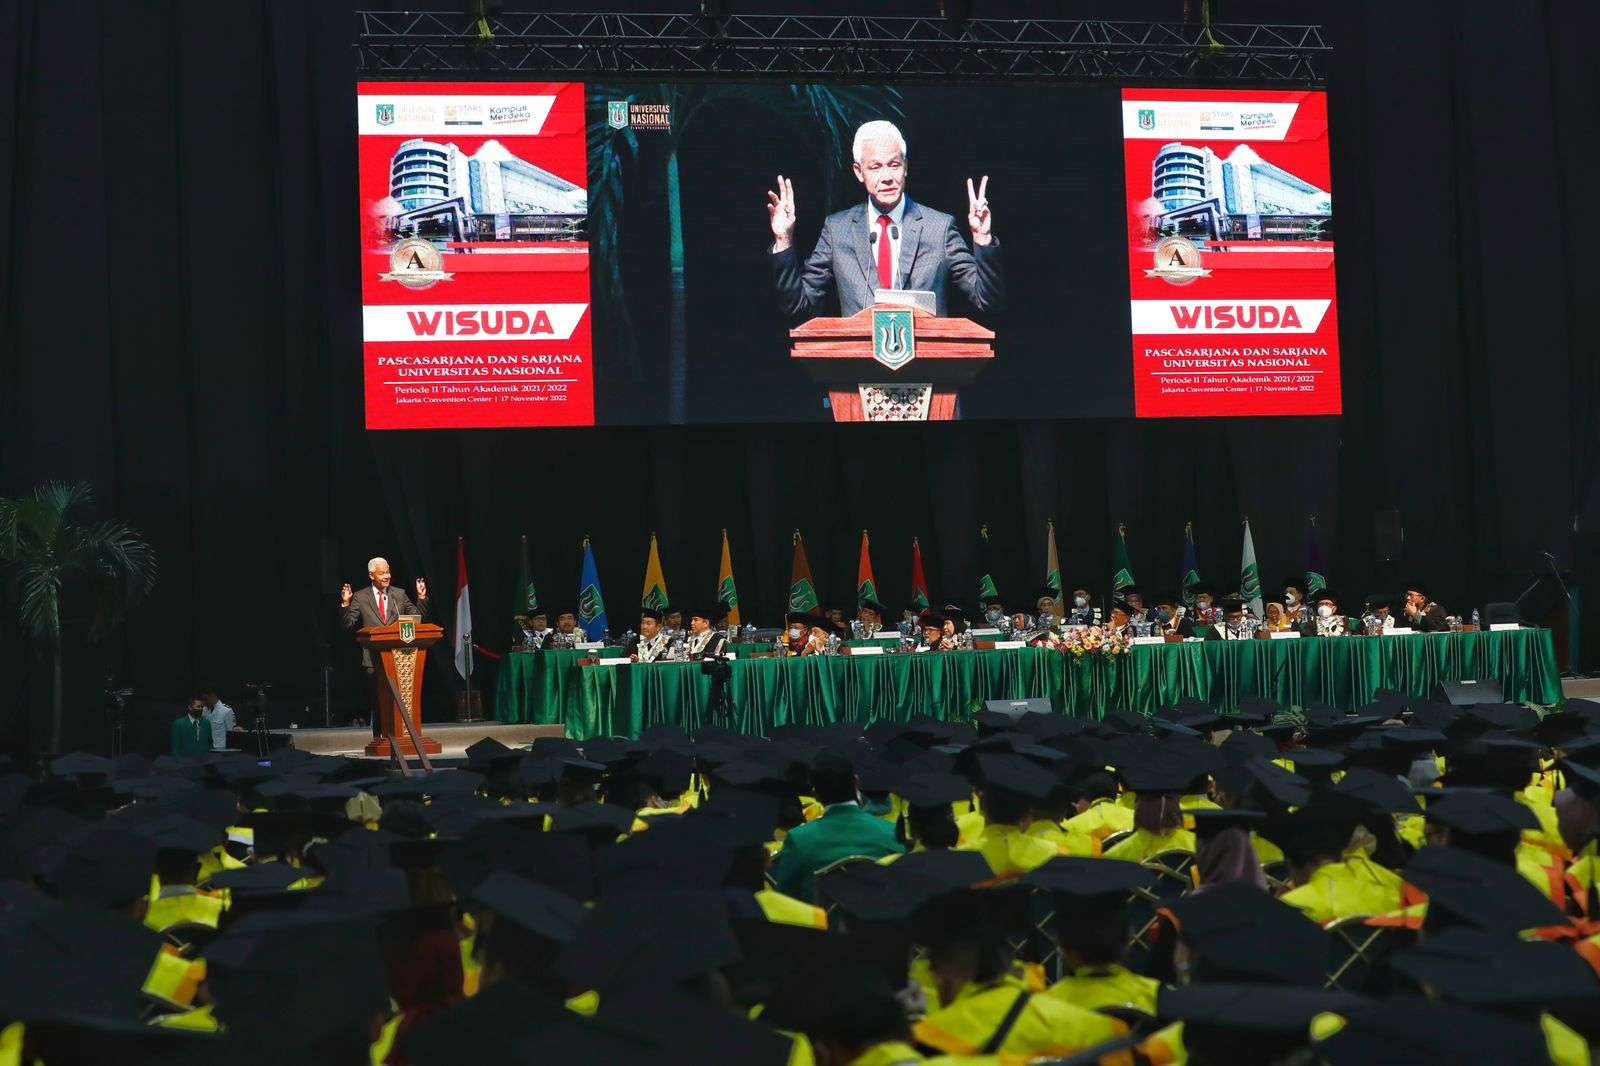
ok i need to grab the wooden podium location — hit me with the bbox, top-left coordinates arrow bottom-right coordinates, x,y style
789,303 -> 995,421
358,621 -> 443,757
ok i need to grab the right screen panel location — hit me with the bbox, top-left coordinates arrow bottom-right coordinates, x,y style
1122,89 -> 1341,417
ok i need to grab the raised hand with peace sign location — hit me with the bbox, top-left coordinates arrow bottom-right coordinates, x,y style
966,175 -> 993,247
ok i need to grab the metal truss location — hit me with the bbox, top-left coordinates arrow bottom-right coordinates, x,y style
356,12 -> 1327,84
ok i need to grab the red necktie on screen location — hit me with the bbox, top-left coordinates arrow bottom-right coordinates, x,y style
876,214 -> 893,289
379,589 -> 387,622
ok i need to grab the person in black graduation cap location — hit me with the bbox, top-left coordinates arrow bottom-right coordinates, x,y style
769,753 -> 904,901
685,605 -> 729,660
625,607 -> 672,663
1203,597 -> 1253,641
1025,859 -> 1163,1017
1152,588 -> 1195,638
1403,580 -> 1451,633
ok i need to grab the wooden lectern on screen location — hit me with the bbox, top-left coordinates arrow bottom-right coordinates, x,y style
357,620 -> 443,758
789,303 -> 995,422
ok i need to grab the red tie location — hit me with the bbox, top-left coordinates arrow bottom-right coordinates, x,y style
876,214 -> 893,289
379,590 -> 387,622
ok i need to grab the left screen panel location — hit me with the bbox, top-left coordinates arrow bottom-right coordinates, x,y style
357,82 -> 593,429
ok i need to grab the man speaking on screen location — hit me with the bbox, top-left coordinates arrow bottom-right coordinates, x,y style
767,120 -> 1004,319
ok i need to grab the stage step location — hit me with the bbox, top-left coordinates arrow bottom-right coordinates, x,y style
286,720 -> 564,757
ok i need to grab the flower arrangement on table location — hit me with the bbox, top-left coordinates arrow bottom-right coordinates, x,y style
1031,625 -> 1131,658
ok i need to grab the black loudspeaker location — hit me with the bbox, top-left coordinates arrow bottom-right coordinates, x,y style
1374,510 -> 1404,563
1430,679 -> 1504,705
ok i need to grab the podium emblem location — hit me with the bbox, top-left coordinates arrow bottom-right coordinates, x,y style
871,309 -> 915,370
399,620 -> 416,644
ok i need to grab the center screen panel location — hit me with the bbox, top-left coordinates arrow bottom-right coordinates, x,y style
356,81 -> 1337,428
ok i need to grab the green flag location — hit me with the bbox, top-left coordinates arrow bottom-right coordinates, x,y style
789,530 -> 818,613
1111,524 -> 1137,594
1305,516 -> 1327,598
641,533 -> 669,611
1240,518 -> 1264,618
977,524 -> 999,602
513,534 -> 538,639
1044,520 -> 1063,620
1180,522 -> 1201,606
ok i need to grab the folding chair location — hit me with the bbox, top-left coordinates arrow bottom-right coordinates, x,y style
1124,852 -> 1195,973
1262,861 -> 1293,894
1324,916 -> 1410,994
1099,830 -> 1134,853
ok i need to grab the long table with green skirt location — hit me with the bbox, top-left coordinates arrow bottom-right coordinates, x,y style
493,629 -> 1563,740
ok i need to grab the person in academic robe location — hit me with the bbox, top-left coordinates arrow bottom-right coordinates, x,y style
1404,582 -> 1451,632
1152,589 -> 1195,638
1263,601 -> 1292,632
1312,590 -> 1354,637
1064,585 -> 1098,627
1281,578 -> 1309,629
855,597 -> 887,637
1362,593 -> 1397,634
625,608 -> 673,662
914,610 -> 947,652
769,753 -> 904,901
1122,586 -> 1149,627
684,606 -> 728,660
1105,599 -> 1133,637
1189,582 -> 1219,627
1204,597 -> 1255,641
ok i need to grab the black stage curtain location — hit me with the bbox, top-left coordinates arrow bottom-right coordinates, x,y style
2,0 -> 1597,750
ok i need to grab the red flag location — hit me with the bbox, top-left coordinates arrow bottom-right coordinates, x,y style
910,537 -> 930,610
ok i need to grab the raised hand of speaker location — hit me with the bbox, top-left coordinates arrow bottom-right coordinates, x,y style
767,174 -> 797,253
340,583 -> 353,608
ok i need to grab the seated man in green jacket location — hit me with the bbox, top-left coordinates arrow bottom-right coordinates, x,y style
771,752 -> 904,901
171,699 -> 213,758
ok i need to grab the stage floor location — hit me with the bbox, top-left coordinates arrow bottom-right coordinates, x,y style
286,720 -> 564,758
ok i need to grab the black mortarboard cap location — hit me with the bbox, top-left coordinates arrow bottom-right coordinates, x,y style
975,753 -> 1057,800
40,825 -> 156,905
556,890 -> 741,991
1218,730 -> 1277,764
1166,882 -> 1328,985
1156,982 -> 1365,1032
1187,808 -> 1267,841
469,871 -> 585,944
894,773 -> 971,810
1333,767 -> 1422,813
1390,928 -> 1600,1006
1213,757 -> 1312,808
639,607 -> 664,622
817,851 -> 991,924
597,984 -> 793,1065
1021,856 -> 1158,898
1422,790 -> 1538,834
1317,997 -> 1546,1066
48,752 -> 119,778
1402,845 -> 1566,932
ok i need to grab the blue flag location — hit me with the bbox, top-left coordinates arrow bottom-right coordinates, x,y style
1180,522 -> 1202,606
578,538 -> 609,641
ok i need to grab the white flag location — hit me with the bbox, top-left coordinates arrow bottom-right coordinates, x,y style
454,538 -> 473,680
1240,519 -> 1264,620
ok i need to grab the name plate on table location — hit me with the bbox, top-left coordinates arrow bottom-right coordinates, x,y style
1489,623 -> 1521,632
576,641 -> 605,650
592,657 -> 631,666
991,640 -> 1025,650
1384,627 -> 1414,636
843,645 -> 884,656
1131,635 -> 1167,646
1269,631 -> 1301,640
969,627 -> 1002,637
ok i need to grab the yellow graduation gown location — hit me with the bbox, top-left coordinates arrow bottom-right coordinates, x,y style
1064,800 -> 1134,844
1279,855 -> 1403,925
754,888 -> 829,930
1023,819 -> 1099,858
1103,828 -> 1195,864
960,824 -> 1062,879
912,980 -> 1126,1060
1045,964 -> 1160,1015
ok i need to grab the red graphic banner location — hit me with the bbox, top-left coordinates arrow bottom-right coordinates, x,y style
1122,89 -> 1341,417
357,81 -> 592,429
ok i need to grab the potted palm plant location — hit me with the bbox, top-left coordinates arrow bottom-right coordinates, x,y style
0,482 -> 156,752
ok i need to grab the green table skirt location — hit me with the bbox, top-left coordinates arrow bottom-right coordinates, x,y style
493,630 -> 1563,740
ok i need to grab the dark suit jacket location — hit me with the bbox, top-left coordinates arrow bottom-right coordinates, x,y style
770,197 -> 1004,320
340,585 -> 430,670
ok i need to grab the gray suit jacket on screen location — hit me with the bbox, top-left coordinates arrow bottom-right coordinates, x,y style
769,197 -> 1004,320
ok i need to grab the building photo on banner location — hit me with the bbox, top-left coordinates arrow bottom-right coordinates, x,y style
357,80 -> 1340,429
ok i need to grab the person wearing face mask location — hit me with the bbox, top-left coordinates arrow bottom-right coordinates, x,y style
1281,579 -> 1308,628
782,612 -> 828,656
1122,587 -> 1149,626
1189,583 -> 1219,626
1312,591 -> 1351,637
979,595 -> 1009,631
1151,589 -> 1194,638
1064,585 -> 1098,627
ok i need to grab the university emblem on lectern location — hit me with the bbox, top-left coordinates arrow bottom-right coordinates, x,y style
872,309 -> 915,371
399,620 -> 416,645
